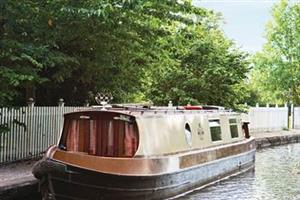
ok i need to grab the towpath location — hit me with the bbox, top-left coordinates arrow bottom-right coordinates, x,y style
252,129 -> 300,139
253,129 -> 300,149
0,160 -> 39,200
1,129 -> 300,199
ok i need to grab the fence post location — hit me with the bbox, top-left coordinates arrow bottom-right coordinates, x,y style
26,98 -> 35,157
58,98 -> 65,107
84,100 -> 89,107
57,98 -> 64,144
168,101 -> 173,108
284,102 -> 288,130
291,103 -> 294,129
27,97 -> 35,108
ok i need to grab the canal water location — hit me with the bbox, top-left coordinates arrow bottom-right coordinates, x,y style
178,143 -> 300,200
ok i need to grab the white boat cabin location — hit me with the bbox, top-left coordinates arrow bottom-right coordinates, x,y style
58,108 -> 247,158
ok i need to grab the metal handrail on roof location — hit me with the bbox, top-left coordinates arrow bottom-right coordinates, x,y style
73,104 -> 234,116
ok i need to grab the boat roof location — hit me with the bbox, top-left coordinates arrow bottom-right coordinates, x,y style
64,105 -> 236,118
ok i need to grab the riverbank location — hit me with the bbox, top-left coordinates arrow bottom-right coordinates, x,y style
1,129 -> 300,199
0,160 -> 40,200
252,129 -> 300,149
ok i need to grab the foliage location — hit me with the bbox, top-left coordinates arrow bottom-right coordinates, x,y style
251,0 -> 300,104
146,20 -> 249,108
1,0 -> 249,108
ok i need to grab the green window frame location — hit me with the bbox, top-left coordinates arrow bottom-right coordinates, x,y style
209,119 -> 222,141
229,118 -> 239,138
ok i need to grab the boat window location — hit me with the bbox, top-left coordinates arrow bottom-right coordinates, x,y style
60,113 -> 139,158
184,123 -> 192,146
229,118 -> 239,138
209,119 -> 222,141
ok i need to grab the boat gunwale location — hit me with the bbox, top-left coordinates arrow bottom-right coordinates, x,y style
49,137 -> 255,177
49,148 -> 256,178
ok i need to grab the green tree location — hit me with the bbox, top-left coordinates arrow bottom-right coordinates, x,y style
251,0 -> 300,104
1,1 -> 210,105
1,0 -> 249,108
146,16 -> 249,108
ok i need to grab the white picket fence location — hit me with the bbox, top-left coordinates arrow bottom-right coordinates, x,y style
248,105 -> 289,133
0,106 -> 84,164
293,107 -> 300,129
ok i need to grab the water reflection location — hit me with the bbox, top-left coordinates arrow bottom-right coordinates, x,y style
178,143 -> 300,200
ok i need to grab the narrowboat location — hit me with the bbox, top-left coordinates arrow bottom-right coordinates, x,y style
33,103 -> 255,200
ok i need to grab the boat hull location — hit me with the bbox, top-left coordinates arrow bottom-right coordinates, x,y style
34,146 -> 255,199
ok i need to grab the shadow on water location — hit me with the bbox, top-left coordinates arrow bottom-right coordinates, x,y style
21,193 -> 41,200
5,185 -> 41,200
21,143 -> 300,200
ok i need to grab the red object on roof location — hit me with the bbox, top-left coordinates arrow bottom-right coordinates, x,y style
183,105 -> 203,110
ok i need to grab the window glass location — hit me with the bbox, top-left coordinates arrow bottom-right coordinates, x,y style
229,118 -> 239,138
229,118 -> 237,124
61,113 -> 139,157
209,119 -> 222,141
